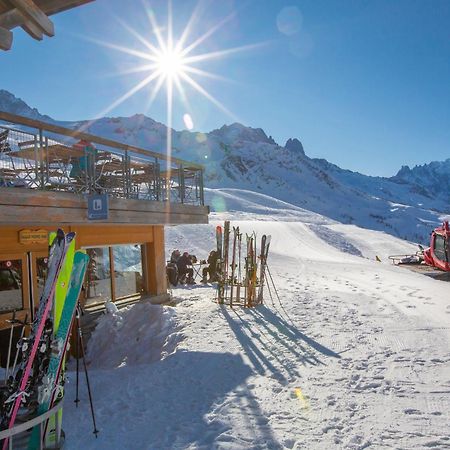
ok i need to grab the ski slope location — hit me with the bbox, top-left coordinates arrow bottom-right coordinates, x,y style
63,189 -> 450,450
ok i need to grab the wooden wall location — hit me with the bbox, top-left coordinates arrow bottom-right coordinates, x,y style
0,223 -> 167,332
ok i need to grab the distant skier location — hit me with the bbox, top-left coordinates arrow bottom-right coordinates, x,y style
176,252 -> 195,285
201,250 -> 219,283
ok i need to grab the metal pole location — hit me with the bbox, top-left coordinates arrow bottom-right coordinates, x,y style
5,311 -> 16,383
77,305 -> 99,438
179,164 -> 185,204
199,169 -> 204,206
38,128 -> 45,189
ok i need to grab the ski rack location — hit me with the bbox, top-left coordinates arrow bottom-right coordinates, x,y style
215,221 -> 271,308
0,401 -> 64,449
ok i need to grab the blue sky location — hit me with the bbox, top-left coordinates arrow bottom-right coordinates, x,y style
1,0 -> 449,176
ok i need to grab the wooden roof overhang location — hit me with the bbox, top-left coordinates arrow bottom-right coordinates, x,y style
0,187 -> 209,226
0,0 -> 94,50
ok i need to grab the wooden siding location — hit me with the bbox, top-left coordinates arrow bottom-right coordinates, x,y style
0,187 -> 209,226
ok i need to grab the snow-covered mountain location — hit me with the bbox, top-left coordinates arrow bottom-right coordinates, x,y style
1,90 -> 448,244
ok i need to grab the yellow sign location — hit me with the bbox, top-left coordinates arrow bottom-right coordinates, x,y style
19,229 -> 48,245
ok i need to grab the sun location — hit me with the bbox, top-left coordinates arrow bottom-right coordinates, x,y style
87,1 -> 264,165
91,1 -> 263,123
156,47 -> 185,80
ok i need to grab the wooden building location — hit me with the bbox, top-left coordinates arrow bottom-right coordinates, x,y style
0,0 -> 94,51
0,111 -> 209,362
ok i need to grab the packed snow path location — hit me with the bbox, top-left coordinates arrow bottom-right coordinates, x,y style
63,199 -> 450,449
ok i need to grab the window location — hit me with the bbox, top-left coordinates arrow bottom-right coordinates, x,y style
85,248 -> 111,307
0,259 -> 23,313
83,244 -> 145,307
113,245 -> 144,299
434,235 -> 448,262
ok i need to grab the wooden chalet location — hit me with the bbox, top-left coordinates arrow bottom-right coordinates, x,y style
0,0 -> 94,51
0,111 -> 209,363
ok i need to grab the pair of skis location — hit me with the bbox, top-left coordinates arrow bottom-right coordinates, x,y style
28,251 -> 89,449
1,230 -> 88,450
216,221 -> 230,304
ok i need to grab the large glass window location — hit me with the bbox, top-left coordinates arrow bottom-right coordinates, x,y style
85,248 -> 111,307
113,245 -> 144,299
0,259 -> 23,312
434,235 -> 447,262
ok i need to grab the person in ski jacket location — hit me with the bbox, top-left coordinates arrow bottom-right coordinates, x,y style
176,252 -> 195,284
201,250 -> 219,283
170,249 -> 181,263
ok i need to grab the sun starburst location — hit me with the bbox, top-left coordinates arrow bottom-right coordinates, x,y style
86,1 -> 265,170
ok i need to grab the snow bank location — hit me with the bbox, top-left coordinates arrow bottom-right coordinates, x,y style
86,302 -> 183,369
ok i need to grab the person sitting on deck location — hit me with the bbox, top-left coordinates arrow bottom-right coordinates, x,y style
201,250 -> 220,283
176,252 -> 195,285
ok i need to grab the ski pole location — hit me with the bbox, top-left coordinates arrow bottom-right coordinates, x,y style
10,313 -> 28,379
5,310 -> 16,383
77,305 -> 99,437
266,264 -> 290,320
74,308 -> 80,408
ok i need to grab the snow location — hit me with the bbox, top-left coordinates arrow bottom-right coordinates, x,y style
62,188 -> 450,450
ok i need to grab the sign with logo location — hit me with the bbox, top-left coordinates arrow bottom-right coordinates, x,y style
19,229 -> 48,244
87,194 -> 109,220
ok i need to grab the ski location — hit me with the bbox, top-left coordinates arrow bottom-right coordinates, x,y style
28,251 -> 89,450
257,235 -> 271,304
216,225 -> 224,303
230,227 -> 238,307
1,230 -> 74,450
223,221 -> 230,300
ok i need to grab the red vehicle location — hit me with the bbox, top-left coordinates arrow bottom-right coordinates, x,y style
423,221 -> 450,272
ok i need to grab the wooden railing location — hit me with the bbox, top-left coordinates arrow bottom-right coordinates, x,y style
0,112 -> 205,206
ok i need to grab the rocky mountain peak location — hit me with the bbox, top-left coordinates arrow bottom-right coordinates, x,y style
285,138 -> 305,155
0,90 -> 53,122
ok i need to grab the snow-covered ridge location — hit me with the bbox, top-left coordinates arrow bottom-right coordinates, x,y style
1,90 -> 448,243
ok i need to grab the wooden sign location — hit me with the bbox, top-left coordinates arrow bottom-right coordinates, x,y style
19,229 -> 48,244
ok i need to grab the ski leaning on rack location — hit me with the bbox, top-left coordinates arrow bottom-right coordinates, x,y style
257,235 -> 271,304
28,251 -> 89,450
216,225 -> 224,303
1,230 -> 74,450
223,221 -> 231,300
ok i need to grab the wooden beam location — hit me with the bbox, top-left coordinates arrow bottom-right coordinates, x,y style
8,0 -> 54,37
0,1 -> 93,28
21,20 -> 43,40
0,25 -> 12,49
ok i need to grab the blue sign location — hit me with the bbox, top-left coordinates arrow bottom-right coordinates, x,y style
87,194 -> 109,220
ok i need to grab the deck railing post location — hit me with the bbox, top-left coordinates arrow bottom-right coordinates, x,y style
154,157 -> 159,201
199,168 -> 204,206
38,128 -> 44,189
124,150 -> 130,198
179,164 -> 185,204
33,134 -> 39,188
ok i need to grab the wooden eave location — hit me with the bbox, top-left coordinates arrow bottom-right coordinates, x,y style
0,0 -> 93,50
0,187 -> 210,226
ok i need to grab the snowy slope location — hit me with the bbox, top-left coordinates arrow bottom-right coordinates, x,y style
0,90 -> 449,244
63,189 -> 450,450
